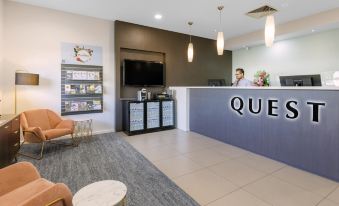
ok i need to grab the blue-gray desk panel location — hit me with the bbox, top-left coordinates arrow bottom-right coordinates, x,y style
189,88 -> 339,181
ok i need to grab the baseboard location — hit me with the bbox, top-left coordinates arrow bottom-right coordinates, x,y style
92,129 -> 116,135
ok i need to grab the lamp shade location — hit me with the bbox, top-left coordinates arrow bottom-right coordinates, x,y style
187,42 -> 194,62
15,73 -> 39,85
217,31 -> 224,55
265,15 -> 275,47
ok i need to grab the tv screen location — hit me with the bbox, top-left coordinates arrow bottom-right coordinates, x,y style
123,59 -> 164,86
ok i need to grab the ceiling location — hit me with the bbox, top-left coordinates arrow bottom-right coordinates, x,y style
10,0 -> 339,40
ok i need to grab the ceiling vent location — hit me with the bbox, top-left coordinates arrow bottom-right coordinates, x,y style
246,5 -> 277,19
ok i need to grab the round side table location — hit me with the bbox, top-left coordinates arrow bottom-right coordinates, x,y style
73,180 -> 127,206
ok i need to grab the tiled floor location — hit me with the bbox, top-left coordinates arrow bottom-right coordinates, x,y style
122,129 -> 339,206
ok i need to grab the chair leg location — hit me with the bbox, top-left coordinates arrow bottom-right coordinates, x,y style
46,198 -> 66,206
18,141 -> 45,160
48,134 -> 80,147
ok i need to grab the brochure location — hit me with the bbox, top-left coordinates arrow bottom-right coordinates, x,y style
93,100 -> 102,110
66,71 -> 73,80
71,102 -> 79,111
95,85 -> 102,94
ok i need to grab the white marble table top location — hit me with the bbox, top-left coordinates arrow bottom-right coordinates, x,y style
73,180 -> 127,206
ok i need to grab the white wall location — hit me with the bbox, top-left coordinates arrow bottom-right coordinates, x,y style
233,29 -> 339,86
0,0 -> 4,114
3,1 -> 115,133
169,87 -> 190,131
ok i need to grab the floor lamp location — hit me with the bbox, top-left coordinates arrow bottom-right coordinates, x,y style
15,72 -> 39,114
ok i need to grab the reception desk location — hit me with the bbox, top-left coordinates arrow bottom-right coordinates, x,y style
170,87 -> 339,181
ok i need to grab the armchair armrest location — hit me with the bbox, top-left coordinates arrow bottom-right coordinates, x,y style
23,127 -> 46,142
23,183 -> 73,206
56,120 -> 74,132
0,162 -> 40,196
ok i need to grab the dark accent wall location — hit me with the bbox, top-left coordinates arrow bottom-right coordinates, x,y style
115,21 -> 232,131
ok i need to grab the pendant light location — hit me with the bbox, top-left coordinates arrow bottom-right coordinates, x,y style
265,9 -> 275,47
245,5 -> 277,48
187,22 -> 194,63
217,6 -> 224,55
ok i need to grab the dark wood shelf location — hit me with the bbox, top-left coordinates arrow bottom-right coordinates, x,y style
0,115 -> 20,168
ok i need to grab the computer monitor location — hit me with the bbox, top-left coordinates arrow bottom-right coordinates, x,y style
280,74 -> 321,86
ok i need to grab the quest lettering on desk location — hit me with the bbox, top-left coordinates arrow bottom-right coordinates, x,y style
230,97 -> 326,123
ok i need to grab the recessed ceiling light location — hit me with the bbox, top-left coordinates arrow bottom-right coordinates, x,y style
154,14 -> 162,20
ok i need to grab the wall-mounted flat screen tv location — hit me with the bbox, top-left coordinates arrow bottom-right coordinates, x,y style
123,59 -> 165,87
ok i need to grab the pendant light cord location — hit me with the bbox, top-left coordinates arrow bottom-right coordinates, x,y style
189,25 -> 192,43
219,10 -> 222,28
188,22 -> 193,43
217,6 -> 224,31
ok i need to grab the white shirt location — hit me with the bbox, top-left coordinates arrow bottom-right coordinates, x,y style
232,78 -> 252,87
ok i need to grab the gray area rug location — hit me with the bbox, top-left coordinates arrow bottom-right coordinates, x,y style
18,133 -> 199,206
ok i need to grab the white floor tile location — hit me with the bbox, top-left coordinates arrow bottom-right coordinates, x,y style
235,153 -> 285,174
328,186 -> 339,204
183,148 -> 230,167
209,143 -> 249,159
209,159 -> 267,187
207,189 -> 272,206
193,136 -> 224,147
153,156 -> 204,178
170,139 -> 211,154
318,199 -> 339,206
243,176 -> 323,206
272,166 -> 338,197
174,169 -> 238,205
138,144 -> 182,162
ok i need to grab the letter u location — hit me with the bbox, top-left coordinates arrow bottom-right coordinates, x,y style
249,98 -> 262,114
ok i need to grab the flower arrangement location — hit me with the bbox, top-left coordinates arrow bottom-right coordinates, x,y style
254,70 -> 270,86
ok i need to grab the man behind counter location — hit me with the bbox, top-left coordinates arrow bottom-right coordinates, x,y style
232,68 -> 252,87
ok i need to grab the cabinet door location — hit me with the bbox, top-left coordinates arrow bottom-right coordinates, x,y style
146,102 -> 160,129
162,100 -> 174,127
0,122 -> 11,168
129,103 -> 144,131
9,117 -> 20,160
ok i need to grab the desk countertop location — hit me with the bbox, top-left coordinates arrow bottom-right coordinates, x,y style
169,86 -> 339,91
0,115 -> 17,127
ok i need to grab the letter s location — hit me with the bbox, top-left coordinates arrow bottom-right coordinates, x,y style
286,101 -> 298,119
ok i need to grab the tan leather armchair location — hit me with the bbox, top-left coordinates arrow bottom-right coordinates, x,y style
0,162 -> 72,206
20,109 -> 77,160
